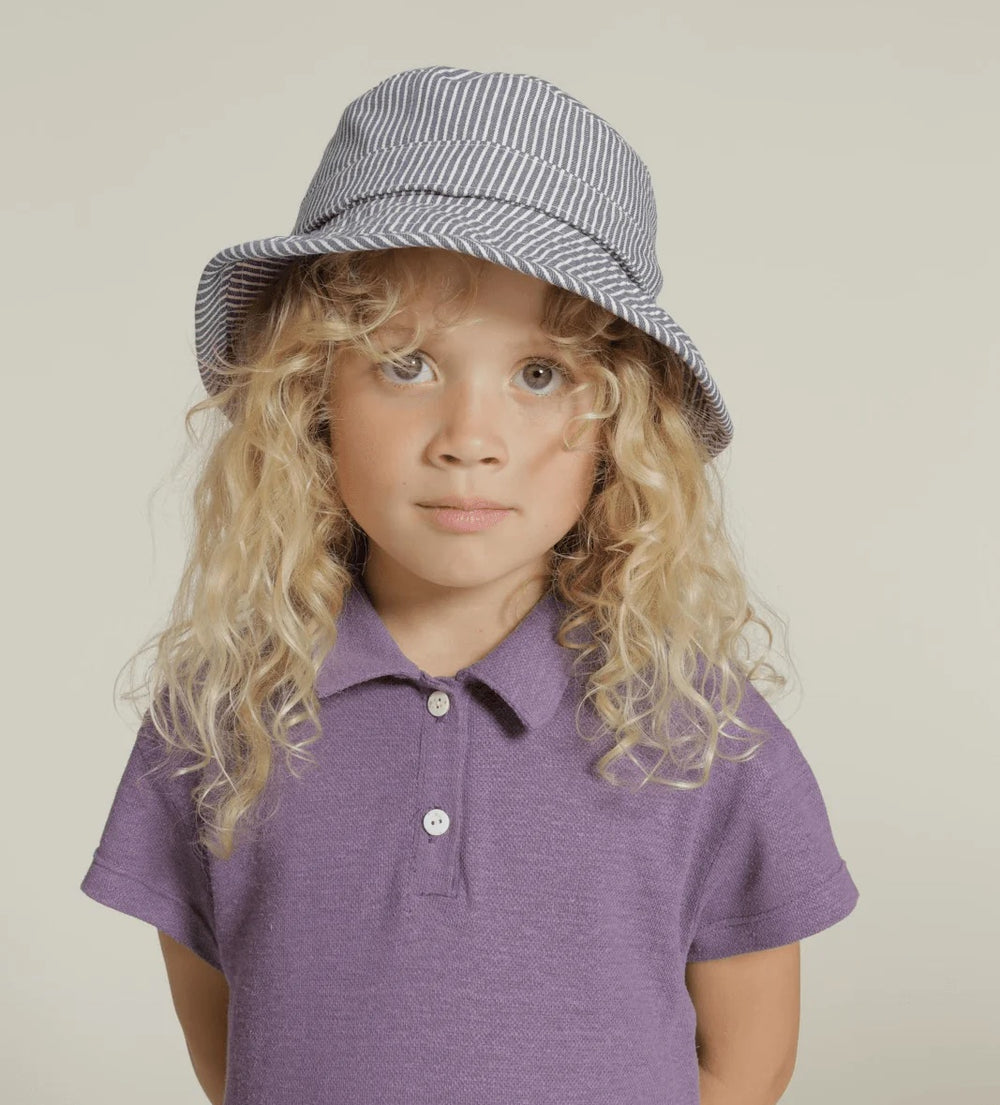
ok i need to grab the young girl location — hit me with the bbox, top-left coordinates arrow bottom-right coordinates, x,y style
81,66 -> 858,1105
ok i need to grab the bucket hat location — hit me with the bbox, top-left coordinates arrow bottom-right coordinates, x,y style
194,65 -> 734,457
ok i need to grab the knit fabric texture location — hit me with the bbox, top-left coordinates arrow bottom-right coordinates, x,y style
81,575 -> 859,1104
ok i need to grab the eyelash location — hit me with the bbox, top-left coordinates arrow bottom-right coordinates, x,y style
373,351 -> 576,395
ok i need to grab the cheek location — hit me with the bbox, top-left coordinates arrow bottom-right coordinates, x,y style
329,397 -> 386,479
569,456 -> 600,513
341,422 -> 380,470
555,421 -> 602,500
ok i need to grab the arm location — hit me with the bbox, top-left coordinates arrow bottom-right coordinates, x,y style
158,930 -> 230,1105
685,942 -> 800,1105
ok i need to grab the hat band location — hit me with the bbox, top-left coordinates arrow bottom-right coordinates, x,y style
292,139 -> 661,295
301,187 -> 641,290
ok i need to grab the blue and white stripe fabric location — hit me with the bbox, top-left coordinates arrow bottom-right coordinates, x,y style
194,66 -> 734,456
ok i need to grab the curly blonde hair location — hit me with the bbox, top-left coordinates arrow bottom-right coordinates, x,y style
118,246 -> 792,861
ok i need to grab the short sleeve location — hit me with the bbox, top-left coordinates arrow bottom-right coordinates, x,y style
80,715 -> 222,971
686,686 -> 860,962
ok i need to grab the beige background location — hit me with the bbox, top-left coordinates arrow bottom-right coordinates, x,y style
3,0 -> 997,1102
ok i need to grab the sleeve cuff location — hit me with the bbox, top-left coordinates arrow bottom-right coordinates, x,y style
80,858 -> 222,972
686,860 -> 859,962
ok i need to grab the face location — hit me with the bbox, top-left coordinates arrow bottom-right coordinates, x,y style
326,249 -> 602,612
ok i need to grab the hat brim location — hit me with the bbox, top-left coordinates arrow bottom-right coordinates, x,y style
194,191 -> 732,455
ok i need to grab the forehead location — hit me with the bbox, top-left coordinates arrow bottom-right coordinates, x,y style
376,278 -> 557,347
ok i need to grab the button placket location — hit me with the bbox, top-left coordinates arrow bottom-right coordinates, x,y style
413,684 -> 467,897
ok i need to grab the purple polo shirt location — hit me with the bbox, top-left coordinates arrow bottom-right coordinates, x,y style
81,574 -> 859,1104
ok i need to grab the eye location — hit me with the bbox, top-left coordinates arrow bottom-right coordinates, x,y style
518,359 -> 575,395
373,351 -> 575,396
374,352 -> 432,387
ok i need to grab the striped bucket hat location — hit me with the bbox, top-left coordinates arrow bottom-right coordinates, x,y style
194,65 -> 734,456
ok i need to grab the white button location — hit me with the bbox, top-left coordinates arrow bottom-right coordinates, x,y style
427,690 -> 451,717
422,808 -> 450,836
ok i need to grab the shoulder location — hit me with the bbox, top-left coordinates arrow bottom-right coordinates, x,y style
713,678 -> 813,797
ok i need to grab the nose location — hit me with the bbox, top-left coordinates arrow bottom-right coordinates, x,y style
429,377 -> 508,467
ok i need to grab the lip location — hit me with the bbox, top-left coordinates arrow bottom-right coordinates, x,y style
419,498 -> 511,510
420,504 -> 513,534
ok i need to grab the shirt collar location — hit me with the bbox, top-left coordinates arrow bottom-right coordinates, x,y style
315,575 -> 586,733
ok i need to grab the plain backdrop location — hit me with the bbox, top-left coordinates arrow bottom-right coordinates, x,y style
3,1 -> 997,1102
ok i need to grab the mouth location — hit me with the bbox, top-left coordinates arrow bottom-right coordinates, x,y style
419,500 -> 512,511
420,502 -> 514,532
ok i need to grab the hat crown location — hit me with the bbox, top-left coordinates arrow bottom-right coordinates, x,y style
293,66 -> 663,297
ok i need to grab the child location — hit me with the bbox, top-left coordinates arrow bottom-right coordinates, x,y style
81,66 -> 859,1105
